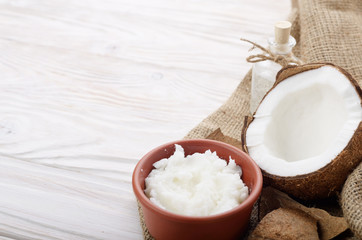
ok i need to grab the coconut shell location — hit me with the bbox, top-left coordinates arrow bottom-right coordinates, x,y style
259,187 -> 348,240
248,207 -> 319,240
241,63 -> 362,200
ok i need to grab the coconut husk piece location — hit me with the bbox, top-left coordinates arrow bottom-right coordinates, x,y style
249,208 -> 319,240
259,187 -> 349,240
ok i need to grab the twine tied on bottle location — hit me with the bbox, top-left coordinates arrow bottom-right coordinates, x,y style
240,38 -> 303,67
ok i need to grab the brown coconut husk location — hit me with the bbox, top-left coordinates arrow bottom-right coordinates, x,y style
249,207 -> 319,240
241,63 -> 362,201
259,187 -> 349,240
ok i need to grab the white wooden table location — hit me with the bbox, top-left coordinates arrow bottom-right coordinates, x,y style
0,0 -> 290,239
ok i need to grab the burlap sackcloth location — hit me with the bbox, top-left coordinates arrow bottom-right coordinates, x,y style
341,163 -> 362,239
138,0 -> 362,239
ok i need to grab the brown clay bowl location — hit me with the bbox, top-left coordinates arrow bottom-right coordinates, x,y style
132,139 -> 262,240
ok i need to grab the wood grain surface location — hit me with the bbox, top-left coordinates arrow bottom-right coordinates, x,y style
0,0 -> 290,239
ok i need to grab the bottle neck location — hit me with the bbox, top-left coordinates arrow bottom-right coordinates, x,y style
268,36 -> 296,56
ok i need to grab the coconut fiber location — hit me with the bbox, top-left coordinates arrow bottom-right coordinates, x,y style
138,0 -> 362,239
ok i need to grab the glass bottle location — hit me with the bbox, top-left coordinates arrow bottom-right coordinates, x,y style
249,21 -> 297,114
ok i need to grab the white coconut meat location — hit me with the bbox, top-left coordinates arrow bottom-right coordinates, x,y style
246,66 -> 362,177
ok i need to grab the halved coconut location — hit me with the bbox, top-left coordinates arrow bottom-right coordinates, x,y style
241,63 -> 362,200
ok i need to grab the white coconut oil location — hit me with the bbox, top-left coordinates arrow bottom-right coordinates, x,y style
144,144 -> 249,216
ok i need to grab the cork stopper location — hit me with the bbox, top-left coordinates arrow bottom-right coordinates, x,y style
274,21 -> 292,44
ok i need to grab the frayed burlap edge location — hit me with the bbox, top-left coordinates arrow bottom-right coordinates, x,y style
341,163 -> 362,239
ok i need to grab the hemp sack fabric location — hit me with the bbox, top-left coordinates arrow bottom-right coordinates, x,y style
341,163 -> 362,239
139,0 -> 362,239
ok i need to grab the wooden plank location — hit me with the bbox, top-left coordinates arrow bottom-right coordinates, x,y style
0,0 -> 290,239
